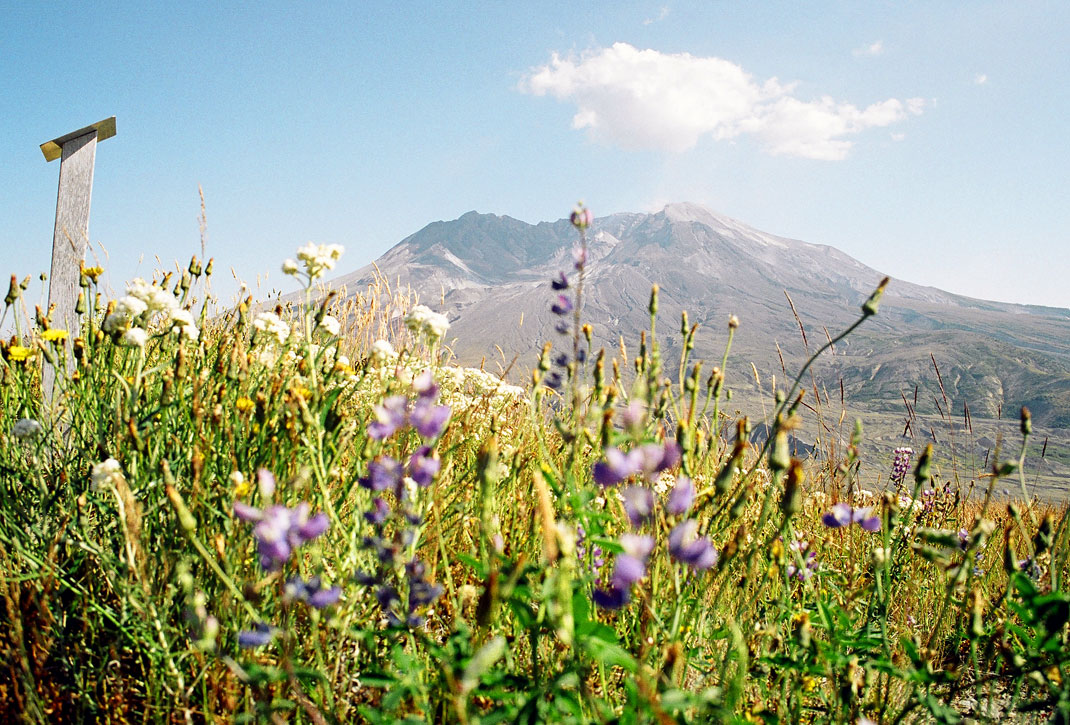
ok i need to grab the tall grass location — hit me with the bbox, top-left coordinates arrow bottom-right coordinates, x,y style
0,220 -> 1067,724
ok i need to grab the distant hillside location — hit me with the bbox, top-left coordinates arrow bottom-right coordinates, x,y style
322,203 -> 1070,429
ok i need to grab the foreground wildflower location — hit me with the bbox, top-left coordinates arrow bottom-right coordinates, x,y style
294,242 -> 344,279
822,502 -> 880,532
592,441 -> 682,487
12,418 -> 42,441
594,534 -> 654,610
41,329 -> 68,343
668,520 -> 718,570
233,498 -> 329,571
91,458 -> 124,491
252,312 -> 291,346
405,305 -> 450,342
6,345 -> 32,362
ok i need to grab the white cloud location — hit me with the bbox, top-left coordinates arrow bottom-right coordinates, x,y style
643,6 -> 670,25
974,73 -> 988,85
521,43 -> 924,160
853,40 -> 884,57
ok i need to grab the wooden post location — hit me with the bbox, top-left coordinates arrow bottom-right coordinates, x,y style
39,116 -> 116,401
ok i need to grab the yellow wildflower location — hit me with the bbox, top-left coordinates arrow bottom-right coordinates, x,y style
81,266 -> 104,282
7,345 -> 32,362
42,329 -> 69,343
235,396 -> 255,413
295,386 -> 313,401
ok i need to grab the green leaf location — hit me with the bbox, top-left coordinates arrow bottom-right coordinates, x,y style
584,636 -> 637,673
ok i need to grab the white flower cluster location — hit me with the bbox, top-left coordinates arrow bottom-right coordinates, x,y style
317,314 -> 341,337
405,305 -> 450,342
12,418 -> 42,441
286,243 -> 345,280
91,457 -> 124,491
370,339 -> 395,363
102,278 -> 198,344
252,312 -> 291,346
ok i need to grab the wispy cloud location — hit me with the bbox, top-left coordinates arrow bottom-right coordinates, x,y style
520,43 -> 924,160
853,40 -> 884,57
643,6 -> 670,25
974,73 -> 988,85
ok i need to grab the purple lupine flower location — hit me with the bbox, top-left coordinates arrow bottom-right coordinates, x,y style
891,447 -> 914,484
572,246 -> 587,270
365,497 -> 390,526
411,398 -> 450,438
570,207 -> 593,229
234,500 -> 330,570
257,468 -> 276,498
621,485 -> 655,529
237,623 -> 276,648
592,585 -> 630,610
553,321 -> 569,335
551,295 -> 573,316
369,395 -> 408,440
412,370 -> 439,400
406,446 -> 440,487
668,520 -> 718,570
360,457 -> 403,492
666,476 -> 695,515
593,447 -> 641,487
551,272 -> 569,291
544,371 -> 563,390
285,576 -> 342,609
634,441 -> 681,480
593,533 -> 654,611
553,353 -> 569,368
620,400 -> 646,430
821,503 -> 880,532
786,539 -> 818,581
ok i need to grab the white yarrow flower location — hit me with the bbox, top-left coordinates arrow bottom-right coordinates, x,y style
12,418 -> 42,441
371,339 -> 395,362
282,258 -> 299,275
405,305 -> 449,342
122,327 -> 148,348
115,295 -> 148,318
91,458 -> 124,491
295,243 -> 344,279
318,315 -> 341,336
252,312 -> 291,345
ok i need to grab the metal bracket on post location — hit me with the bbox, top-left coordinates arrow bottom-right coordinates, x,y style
39,116 -> 116,402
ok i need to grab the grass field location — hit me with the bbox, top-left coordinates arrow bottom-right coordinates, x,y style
1,217 -> 1067,723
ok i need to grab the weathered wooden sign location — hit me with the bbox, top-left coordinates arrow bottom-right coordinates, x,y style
40,116 -> 116,401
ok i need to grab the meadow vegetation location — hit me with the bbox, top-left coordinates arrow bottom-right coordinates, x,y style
0,208 -> 1067,723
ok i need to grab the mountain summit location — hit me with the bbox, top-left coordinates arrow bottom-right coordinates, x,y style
325,204 -> 1070,429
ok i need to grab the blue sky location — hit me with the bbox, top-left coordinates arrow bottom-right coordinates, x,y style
2,1 -> 1067,309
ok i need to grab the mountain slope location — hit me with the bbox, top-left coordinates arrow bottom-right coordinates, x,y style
322,203 -> 1070,428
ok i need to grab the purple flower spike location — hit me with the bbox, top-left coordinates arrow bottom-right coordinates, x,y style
666,476 -> 695,516
620,533 -> 655,560
621,485 -> 655,529
298,512 -> 329,541
822,502 -> 854,528
551,295 -> 573,316
365,497 -> 390,526
308,586 -> 342,609
411,399 -> 450,438
856,511 -> 881,532
407,446 -> 440,487
553,321 -> 569,335
413,370 -> 439,400
612,554 -> 646,586
668,520 -> 718,570
233,501 -> 261,522
369,396 -> 408,440
237,623 -> 276,648
551,272 -> 569,291
593,447 -> 641,487
822,503 -> 880,532
257,468 -> 276,499
593,584 -> 630,610
361,457 -> 403,492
